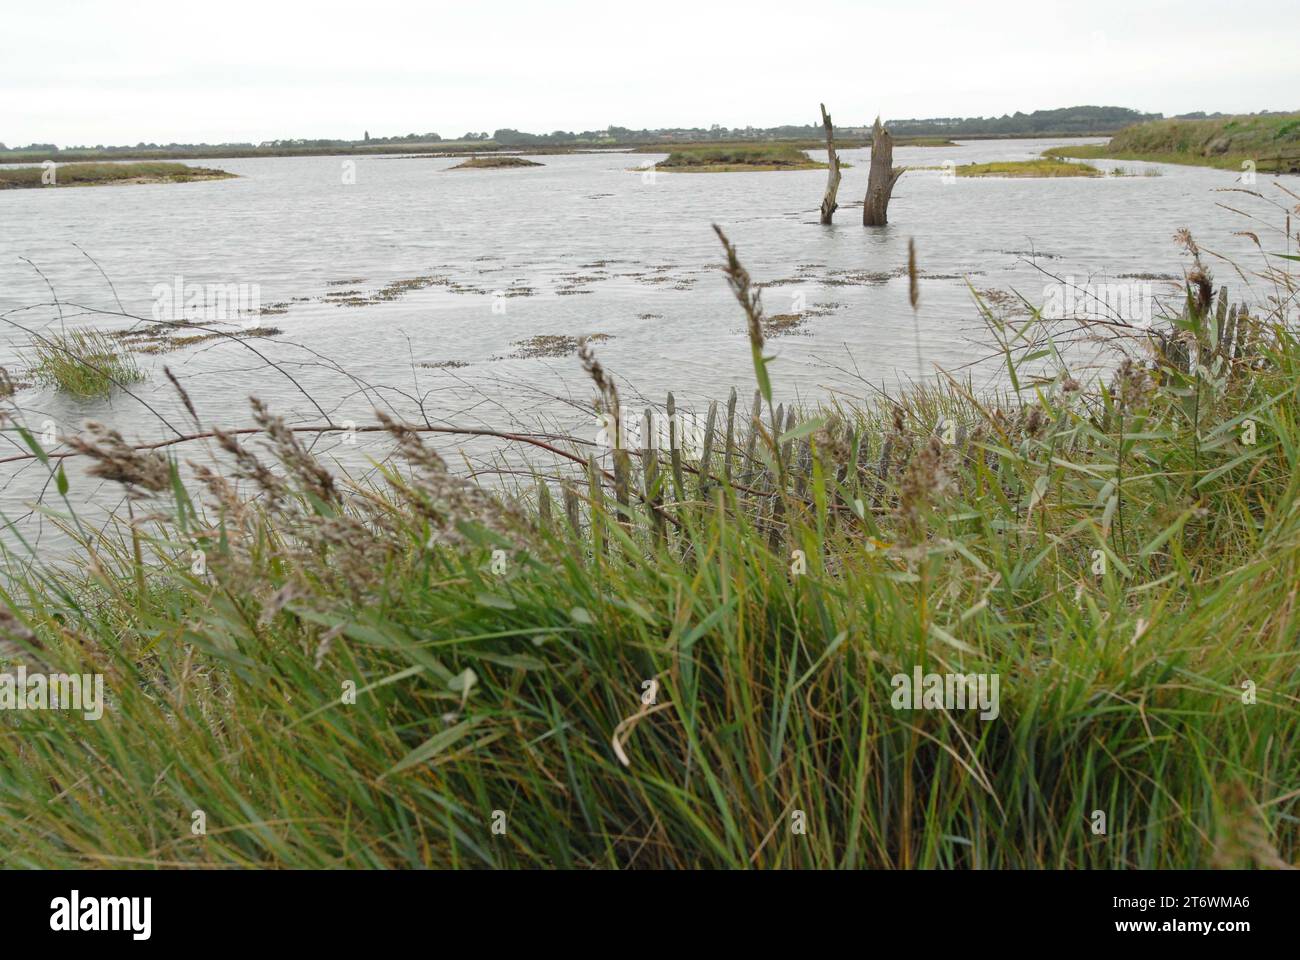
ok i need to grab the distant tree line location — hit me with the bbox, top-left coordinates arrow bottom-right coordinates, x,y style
884,106 -> 1161,137
9,107 -> 1293,155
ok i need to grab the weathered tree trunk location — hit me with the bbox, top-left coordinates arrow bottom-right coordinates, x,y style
863,117 -> 905,226
819,102 -> 841,225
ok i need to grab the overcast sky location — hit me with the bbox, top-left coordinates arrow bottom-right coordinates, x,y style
4,0 -> 1297,146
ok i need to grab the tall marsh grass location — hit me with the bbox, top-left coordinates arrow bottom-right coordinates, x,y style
25,327 -> 145,397
0,207 -> 1297,869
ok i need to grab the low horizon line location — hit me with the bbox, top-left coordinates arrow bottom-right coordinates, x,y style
10,104 -> 1297,152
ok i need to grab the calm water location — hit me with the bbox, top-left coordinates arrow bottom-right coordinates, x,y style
0,138 -> 1279,547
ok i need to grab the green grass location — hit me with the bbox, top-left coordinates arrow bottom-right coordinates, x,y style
957,159 -> 1102,178
1046,144 -> 1256,172
0,225 -> 1297,869
655,144 -> 828,173
0,161 -> 235,189
24,327 -> 146,397
1046,113 -> 1300,172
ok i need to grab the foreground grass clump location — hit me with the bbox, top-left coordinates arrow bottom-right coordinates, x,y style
0,161 -> 235,189
1046,112 -> 1300,172
0,220 -> 1297,869
25,327 -> 145,397
655,144 -> 828,172
957,158 -> 1101,178
448,156 -> 543,170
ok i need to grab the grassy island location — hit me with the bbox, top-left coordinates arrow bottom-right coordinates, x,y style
956,158 -> 1102,178
448,156 -> 543,170
0,161 -> 235,189
653,144 -> 829,173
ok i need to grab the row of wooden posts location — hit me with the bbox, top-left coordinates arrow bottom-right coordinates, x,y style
537,387 -> 812,546
1258,154 -> 1300,175
534,387 -> 936,549
1157,285 -> 1258,374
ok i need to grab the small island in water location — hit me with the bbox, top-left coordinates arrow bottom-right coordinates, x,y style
956,158 -> 1102,178
0,161 -> 236,189
448,155 -> 543,169
653,143 -> 831,173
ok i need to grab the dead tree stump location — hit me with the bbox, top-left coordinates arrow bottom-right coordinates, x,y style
863,117 -> 905,226
819,102 -> 841,225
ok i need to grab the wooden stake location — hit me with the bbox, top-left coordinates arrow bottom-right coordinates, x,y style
667,392 -> 686,506
724,387 -> 737,483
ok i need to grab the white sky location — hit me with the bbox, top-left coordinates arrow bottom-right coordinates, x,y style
3,0 -> 1297,146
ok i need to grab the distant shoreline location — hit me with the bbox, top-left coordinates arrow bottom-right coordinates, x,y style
1044,112 -> 1300,173
0,132 -> 1112,166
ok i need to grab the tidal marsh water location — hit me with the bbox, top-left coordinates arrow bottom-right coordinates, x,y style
0,137 -> 1275,548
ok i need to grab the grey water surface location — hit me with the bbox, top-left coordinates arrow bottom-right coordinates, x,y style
0,137 -> 1279,554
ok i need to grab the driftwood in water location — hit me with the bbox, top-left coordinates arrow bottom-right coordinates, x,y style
819,102 -> 841,224
863,117 -> 905,226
